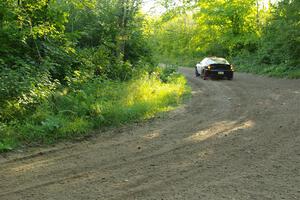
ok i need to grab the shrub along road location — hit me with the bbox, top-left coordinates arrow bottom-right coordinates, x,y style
0,68 -> 299,200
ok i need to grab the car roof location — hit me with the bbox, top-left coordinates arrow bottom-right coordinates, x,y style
202,57 -> 229,65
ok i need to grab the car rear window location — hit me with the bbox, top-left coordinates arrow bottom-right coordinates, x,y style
209,57 -> 229,64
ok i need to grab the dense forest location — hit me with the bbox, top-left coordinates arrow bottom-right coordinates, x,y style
0,0 -> 299,151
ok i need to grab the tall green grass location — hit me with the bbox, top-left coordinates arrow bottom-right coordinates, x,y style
233,55 -> 300,79
0,72 -> 190,152
236,64 -> 300,79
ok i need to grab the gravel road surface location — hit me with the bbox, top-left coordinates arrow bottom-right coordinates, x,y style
0,68 -> 299,200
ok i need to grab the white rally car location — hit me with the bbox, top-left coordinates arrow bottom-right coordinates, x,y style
195,57 -> 234,80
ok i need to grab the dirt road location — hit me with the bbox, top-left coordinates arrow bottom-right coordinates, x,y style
0,68 -> 299,200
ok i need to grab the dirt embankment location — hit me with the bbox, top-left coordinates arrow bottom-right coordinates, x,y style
0,68 -> 299,200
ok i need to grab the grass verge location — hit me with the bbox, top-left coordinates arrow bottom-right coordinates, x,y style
236,64 -> 300,79
0,72 -> 190,152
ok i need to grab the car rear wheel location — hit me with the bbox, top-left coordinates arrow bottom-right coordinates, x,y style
195,67 -> 200,77
227,75 -> 233,80
202,70 -> 207,80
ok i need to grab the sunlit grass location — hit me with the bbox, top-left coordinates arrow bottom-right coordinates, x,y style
0,73 -> 190,152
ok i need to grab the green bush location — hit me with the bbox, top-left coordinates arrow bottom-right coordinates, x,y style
234,55 -> 300,79
159,65 -> 179,82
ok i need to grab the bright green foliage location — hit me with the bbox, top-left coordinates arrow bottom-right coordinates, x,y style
194,0 -> 259,55
149,0 -> 260,66
149,14 -> 198,66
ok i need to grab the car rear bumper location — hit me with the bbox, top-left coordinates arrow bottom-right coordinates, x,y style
204,70 -> 233,78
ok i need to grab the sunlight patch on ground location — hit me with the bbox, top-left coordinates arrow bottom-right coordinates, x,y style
9,159 -> 52,174
186,120 -> 255,142
191,89 -> 204,96
143,132 -> 160,140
